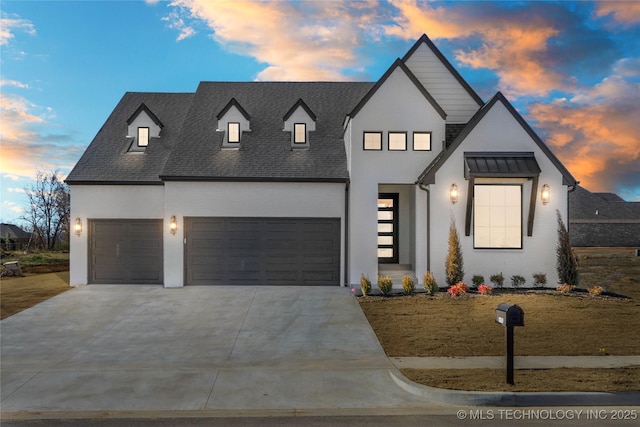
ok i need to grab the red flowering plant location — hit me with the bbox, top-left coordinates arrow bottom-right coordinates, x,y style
477,283 -> 493,295
447,281 -> 468,297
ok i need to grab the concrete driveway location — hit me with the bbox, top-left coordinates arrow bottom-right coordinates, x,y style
1,285 -> 432,416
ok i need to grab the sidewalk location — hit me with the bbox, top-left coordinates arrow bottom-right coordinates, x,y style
391,355 -> 640,369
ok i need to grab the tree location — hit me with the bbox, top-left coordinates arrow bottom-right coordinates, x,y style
21,170 -> 70,251
445,217 -> 464,286
556,210 -> 579,286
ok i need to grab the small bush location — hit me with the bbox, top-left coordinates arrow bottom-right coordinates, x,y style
377,275 -> 393,295
401,275 -> 415,295
471,275 -> 484,288
588,285 -> 604,296
511,275 -> 526,288
556,283 -> 575,294
445,218 -> 464,286
360,274 -> 371,296
447,281 -> 468,297
532,273 -> 547,288
423,271 -> 438,295
490,273 -> 504,288
477,284 -> 493,295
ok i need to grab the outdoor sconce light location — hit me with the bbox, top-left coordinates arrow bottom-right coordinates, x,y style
74,218 -> 82,236
169,216 -> 177,235
541,184 -> 550,205
450,183 -> 459,204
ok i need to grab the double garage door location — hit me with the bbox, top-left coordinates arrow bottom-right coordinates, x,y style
89,217 -> 340,286
185,217 -> 340,286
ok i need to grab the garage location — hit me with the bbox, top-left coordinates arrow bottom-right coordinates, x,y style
89,219 -> 163,284
185,217 -> 340,286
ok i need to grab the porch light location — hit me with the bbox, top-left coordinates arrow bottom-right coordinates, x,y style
74,218 -> 82,236
170,216 -> 178,235
450,183 -> 459,204
541,184 -> 550,205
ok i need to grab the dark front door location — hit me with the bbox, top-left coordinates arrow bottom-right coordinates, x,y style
377,193 -> 399,264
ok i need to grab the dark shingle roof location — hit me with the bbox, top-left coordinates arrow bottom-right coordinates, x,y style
160,82 -> 373,182
66,92 -> 194,184
0,224 -> 31,240
570,185 -> 640,220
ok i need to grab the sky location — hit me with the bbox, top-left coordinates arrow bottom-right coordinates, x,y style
1,0 -> 639,225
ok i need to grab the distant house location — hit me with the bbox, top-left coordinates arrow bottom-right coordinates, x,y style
569,186 -> 640,247
0,223 -> 31,251
67,34 -> 577,287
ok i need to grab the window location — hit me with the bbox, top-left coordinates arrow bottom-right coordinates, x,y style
474,184 -> 522,249
413,132 -> 431,150
228,122 -> 240,143
363,132 -> 382,150
294,123 -> 306,144
137,127 -> 149,147
388,132 -> 407,150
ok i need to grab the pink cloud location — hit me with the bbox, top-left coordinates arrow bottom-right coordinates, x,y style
596,1 -> 640,24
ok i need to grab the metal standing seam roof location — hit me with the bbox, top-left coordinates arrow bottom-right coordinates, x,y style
464,152 -> 541,178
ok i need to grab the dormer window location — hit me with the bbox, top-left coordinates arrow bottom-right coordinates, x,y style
228,122 -> 240,144
294,123 -> 306,144
137,127 -> 149,147
217,98 -> 251,148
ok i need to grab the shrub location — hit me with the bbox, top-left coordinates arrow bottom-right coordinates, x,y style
490,273 -> 504,289
477,284 -> 493,295
532,272 -> 547,288
511,275 -> 526,288
377,275 -> 393,295
447,281 -> 468,297
423,271 -> 438,295
445,218 -> 464,286
588,285 -> 604,296
471,275 -> 484,288
556,210 -> 579,286
556,283 -> 575,294
401,275 -> 415,295
360,274 -> 371,296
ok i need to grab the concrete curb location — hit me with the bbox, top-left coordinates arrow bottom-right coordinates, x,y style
389,370 -> 640,407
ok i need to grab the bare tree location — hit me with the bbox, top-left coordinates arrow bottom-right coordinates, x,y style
21,171 -> 70,251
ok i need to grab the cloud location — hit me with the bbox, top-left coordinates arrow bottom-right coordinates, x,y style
166,0 -> 381,81
0,79 -> 29,89
596,1 -> 640,25
0,12 -> 36,46
1,200 -> 23,215
529,59 -> 640,197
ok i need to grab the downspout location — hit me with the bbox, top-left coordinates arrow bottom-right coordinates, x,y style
344,180 -> 350,287
417,182 -> 430,272
567,182 -> 578,234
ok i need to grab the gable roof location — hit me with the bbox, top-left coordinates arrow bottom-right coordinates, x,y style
0,223 -> 31,240
216,97 -> 251,121
126,102 -> 164,128
348,58 -> 447,120
283,98 -> 317,122
403,34 -> 484,107
418,92 -> 577,186
570,185 -> 640,220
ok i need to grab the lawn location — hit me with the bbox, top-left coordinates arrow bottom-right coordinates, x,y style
0,272 -> 71,319
359,247 -> 640,392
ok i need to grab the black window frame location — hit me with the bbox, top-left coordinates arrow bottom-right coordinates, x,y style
388,131 -> 407,151
473,183 -> 523,250
413,131 -> 432,151
363,131 -> 383,151
293,123 -> 307,144
227,122 -> 241,144
137,127 -> 150,147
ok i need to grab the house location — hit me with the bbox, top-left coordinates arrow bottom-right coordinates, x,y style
66,34 -> 577,288
0,223 -> 32,251
569,186 -> 640,247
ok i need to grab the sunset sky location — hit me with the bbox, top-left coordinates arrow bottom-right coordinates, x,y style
1,0 -> 639,224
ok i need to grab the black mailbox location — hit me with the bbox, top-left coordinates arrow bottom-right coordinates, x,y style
495,303 -> 524,327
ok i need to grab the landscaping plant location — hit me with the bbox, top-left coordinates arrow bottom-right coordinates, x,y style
556,210 -> 579,286
377,275 -> 393,295
556,283 -> 575,293
532,272 -> 547,288
401,275 -> 415,295
511,275 -> 526,288
445,218 -> 464,286
360,274 -> 371,296
588,285 -> 604,296
423,271 -> 438,295
477,284 -> 493,295
447,281 -> 468,297
490,273 -> 504,288
471,275 -> 484,288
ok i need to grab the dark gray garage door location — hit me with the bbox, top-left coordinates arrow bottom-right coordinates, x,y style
89,219 -> 163,284
185,217 -> 340,286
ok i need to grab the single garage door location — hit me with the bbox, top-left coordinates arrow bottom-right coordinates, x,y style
185,217 -> 340,286
89,219 -> 163,284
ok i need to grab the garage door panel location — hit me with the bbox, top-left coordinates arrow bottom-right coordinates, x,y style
186,217 -> 339,286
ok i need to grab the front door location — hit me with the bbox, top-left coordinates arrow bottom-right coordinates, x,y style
377,193 -> 399,264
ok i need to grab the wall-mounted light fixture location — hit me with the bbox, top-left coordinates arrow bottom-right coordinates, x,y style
170,215 -> 178,235
541,184 -> 550,205
450,183 -> 459,204
74,218 -> 82,236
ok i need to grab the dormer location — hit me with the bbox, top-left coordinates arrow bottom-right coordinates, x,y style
283,98 -> 316,148
126,103 -> 163,152
216,98 -> 251,149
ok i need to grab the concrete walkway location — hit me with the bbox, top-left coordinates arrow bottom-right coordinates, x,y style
392,356 -> 640,369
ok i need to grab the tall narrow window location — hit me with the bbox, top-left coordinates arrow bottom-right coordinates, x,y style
363,132 -> 382,150
413,132 -> 431,151
388,132 -> 407,150
137,127 -> 149,147
228,122 -> 240,143
474,184 -> 522,249
294,123 -> 306,144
